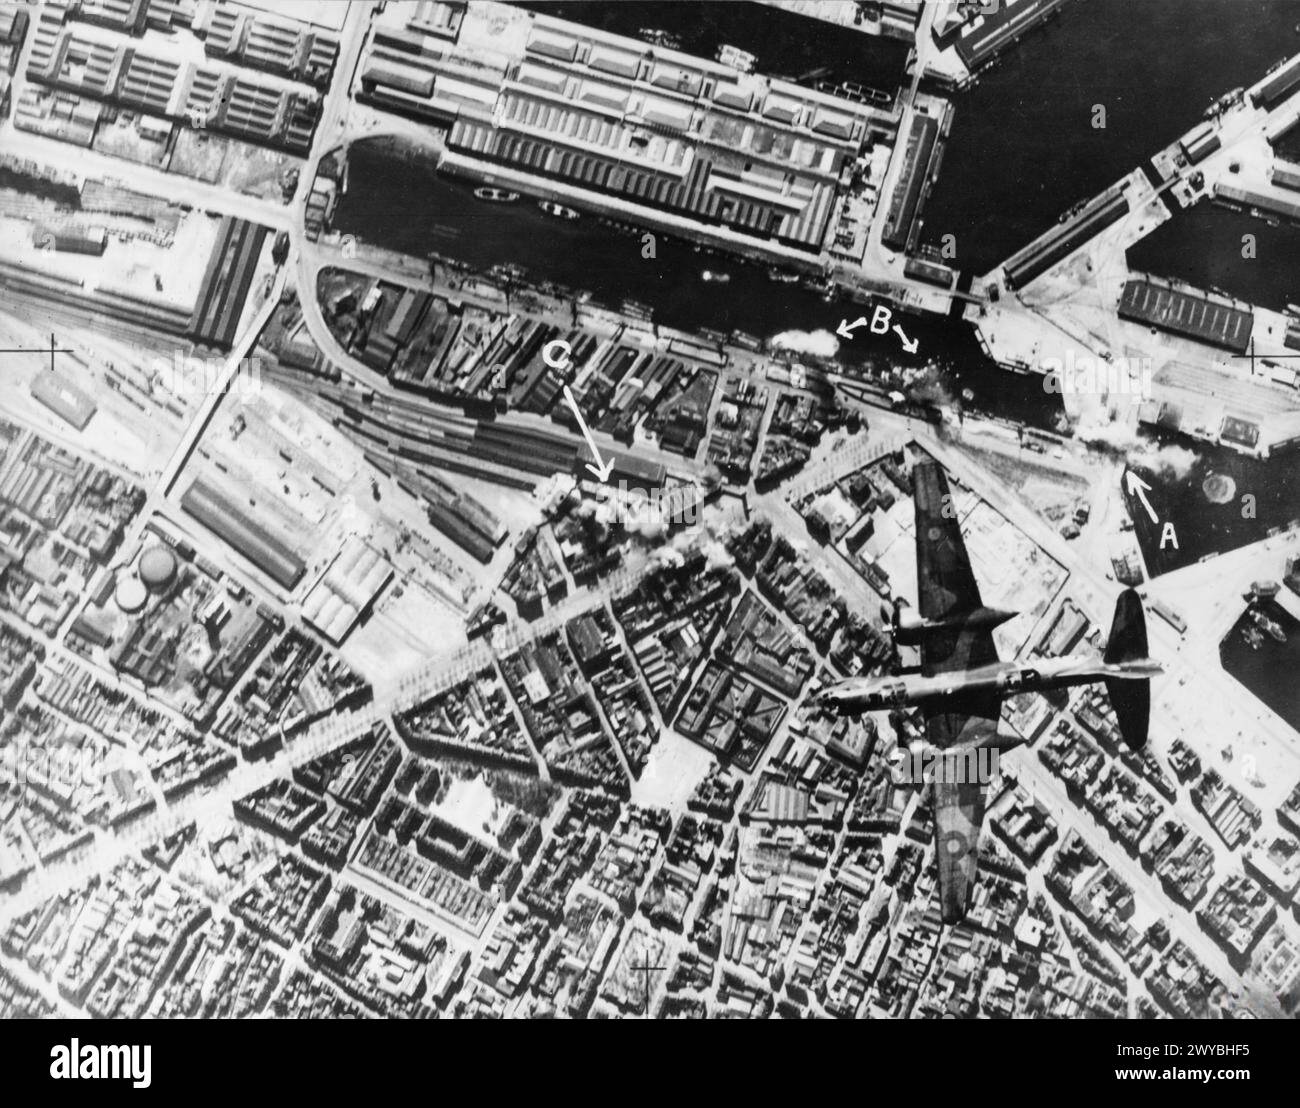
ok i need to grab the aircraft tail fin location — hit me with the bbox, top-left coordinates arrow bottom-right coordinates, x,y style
1104,589 -> 1151,750
1104,588 -> 1148,664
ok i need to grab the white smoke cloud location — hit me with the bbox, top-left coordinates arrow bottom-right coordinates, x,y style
768,329 -> 841,359
649,545 -> 685,571
590,499 -> 620,529
701,538 -> 734,571
629,513 -> 666,540
1141,443 -> 1198,480
1075,417 -> 1199,479
1074,417 -> 1142,453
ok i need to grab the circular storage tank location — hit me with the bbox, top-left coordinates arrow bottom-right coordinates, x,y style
138,543 -> 177,591
114,574 -> 148,614
1202,472 -> 1236,505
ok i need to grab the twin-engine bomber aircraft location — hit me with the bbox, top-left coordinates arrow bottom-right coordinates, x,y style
815,457 -> 1162,924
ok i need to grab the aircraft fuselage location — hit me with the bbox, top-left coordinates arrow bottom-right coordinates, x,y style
819,654 -> 1163,714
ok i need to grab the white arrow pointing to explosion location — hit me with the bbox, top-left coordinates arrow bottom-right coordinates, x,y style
836,316 -> 868,340
892,323 -> 918,354
563,385 -> 615,483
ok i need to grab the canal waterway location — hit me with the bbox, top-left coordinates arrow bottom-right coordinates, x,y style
521,1 -> 911,96
333,138 -> 1064,428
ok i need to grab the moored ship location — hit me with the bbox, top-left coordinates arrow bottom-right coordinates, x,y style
538,200 -> 579,220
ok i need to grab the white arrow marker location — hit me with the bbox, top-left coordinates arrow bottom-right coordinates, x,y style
1124,470 -> 1158,524
892,323 -> 918,354
563,385 -> 615,483
836,316 -> 868,340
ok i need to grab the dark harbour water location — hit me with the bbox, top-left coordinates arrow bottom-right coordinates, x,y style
1127,204 -> 1300,314
919,0 -> 1300,273
1126,442 -> 1300,576
1274,117 -> 1300,161
520,1 -> 911,95
1219,598 -> 1300,731
338,140 -> 836,335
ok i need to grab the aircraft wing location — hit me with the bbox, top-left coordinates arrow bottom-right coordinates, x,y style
926,711 -> 999,924
913,458 -> 1000,677
914,458 -> 982,622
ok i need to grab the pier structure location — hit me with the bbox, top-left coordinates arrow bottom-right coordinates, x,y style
347,0 -> 962,320
968,52 -> 1300,445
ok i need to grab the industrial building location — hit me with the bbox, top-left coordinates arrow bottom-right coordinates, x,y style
303,538 -> 395,644
880,111 -> 939,253
903,255 -> 957,288
180,477 -> 306,590
356,1 -> 890,255
190,216 -> 271,349
1252,52 -> 1300,108
31,223 -> 106,255
1118,276 -> 1253,354
20,0 -> 326,153
0,212 -> 270,352
1179,121 -> 1221,164
943,0 -> 1076,74
30,370 -> 98,430
1213,182 -> 1300,227
576,444 -> 667,491
198,2 -> 340,89
1003,182 -> 1128,290
1272,162 -> 1300,191
0,7 -> 28,75
1135,357 -> 1300,458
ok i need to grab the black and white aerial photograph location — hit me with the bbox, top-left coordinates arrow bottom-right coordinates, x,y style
0,0 -> 1297,1089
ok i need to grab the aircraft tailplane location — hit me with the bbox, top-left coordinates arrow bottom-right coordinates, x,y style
1104,589 -> 1151,750
1104,675 -> 1150,750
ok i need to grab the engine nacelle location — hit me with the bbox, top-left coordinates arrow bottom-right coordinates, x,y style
893,603 -> 1017,646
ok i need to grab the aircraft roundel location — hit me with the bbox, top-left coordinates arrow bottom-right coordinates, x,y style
944,831 -> 967,857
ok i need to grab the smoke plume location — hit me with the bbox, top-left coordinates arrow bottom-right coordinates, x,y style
769,329 -> 841,359
1075,417 -> 1199,479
